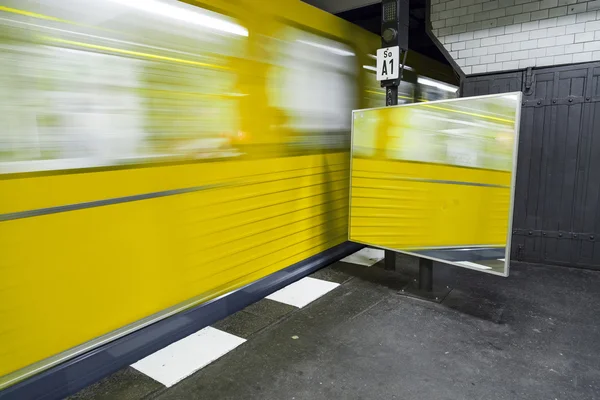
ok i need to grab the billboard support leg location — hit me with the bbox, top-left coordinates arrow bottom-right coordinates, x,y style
400,256 -> 452,303
419,258 -> 433,291
385,250 -> 396,270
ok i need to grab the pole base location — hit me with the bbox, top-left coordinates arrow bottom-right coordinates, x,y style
399,281 -> 452,303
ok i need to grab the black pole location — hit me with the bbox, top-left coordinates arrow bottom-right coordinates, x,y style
386,86 -> 398,106
384,84 -> 396,271
418,258 -> 433,291
385,250 -> 396,270
379,2 -> 449,302
381,0 -> 403,271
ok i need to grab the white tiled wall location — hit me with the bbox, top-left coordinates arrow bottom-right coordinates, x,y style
431,0 -> 600,74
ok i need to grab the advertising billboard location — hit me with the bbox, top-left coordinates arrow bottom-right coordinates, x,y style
349,92 -> 522,276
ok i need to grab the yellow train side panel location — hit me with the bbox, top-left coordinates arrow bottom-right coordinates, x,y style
0,153 -> 349,378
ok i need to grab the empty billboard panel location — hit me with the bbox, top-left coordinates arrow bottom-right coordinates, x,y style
349,92 -> 522,276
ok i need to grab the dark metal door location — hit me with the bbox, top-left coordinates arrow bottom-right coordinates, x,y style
463,63 -> 600,269
461,71 -> 523,97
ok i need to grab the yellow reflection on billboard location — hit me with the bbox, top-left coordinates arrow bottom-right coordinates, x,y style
349,93 -> 522,276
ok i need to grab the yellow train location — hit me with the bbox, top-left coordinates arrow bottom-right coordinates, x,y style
0,0 -> 457,389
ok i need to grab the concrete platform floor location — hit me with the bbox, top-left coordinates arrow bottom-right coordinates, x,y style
70,256 -> 600,400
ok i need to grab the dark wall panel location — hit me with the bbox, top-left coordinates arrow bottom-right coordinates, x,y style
463,63 -> 600,270
461,72 -> 522,97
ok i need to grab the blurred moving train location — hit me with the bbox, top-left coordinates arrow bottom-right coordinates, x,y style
0,0 -> 458,389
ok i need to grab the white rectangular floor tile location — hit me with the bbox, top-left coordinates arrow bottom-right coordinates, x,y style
131,326 -> 245,387
455,261 -> 492,270
340,247 -> 384,266
266,276 -> 339,308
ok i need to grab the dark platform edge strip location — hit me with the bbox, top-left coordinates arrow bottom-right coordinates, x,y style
0,241 -> 362,400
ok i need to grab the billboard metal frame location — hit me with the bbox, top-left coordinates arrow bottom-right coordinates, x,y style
349,91 -> 523,277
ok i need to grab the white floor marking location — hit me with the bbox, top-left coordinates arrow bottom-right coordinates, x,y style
341,247 -> 385,266
455,261 -> 492,270
131,327 -> 246,387
266,276 -> 340,308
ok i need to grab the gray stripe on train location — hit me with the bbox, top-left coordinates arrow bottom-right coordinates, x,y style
1,167 -> 348,222
0,184 -> 223,222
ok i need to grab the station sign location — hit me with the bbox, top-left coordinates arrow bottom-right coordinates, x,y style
376,46 -> 400,81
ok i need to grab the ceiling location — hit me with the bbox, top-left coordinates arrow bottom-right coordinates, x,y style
302,0 -> 380,14
302,0 -> 449,64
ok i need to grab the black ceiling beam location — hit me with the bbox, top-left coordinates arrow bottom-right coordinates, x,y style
336,1 -> 449,65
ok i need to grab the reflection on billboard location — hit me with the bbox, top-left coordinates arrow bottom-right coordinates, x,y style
353,94 -> 518,171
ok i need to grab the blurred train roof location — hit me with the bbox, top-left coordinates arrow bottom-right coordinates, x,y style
303,0 -> 450,65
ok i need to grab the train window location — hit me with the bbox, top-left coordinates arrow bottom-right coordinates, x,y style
267,27 -> 358,151
0,0 -> 247,173
417,77 -> 459,102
